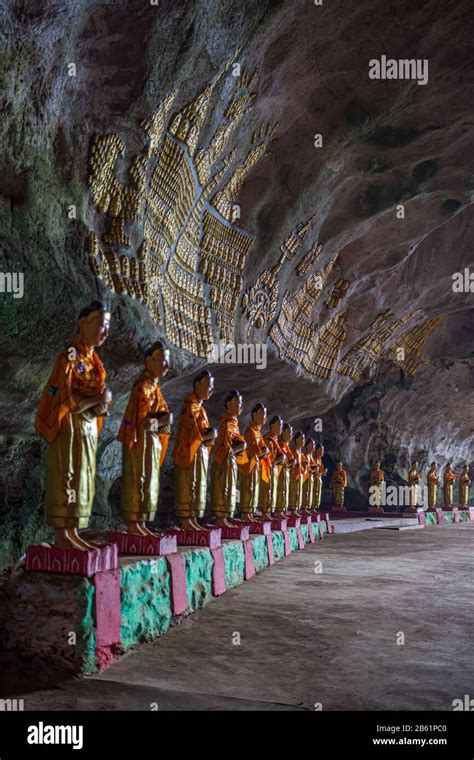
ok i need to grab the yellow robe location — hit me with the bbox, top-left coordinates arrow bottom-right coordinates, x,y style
276,441 -> 293,514
426,470 -> 438,509
331,469 -> 348,507
259,434 -> 281,513
443,471 -> 456,507
173,392 -> 211,519
288,448 -> 304,512
239,423 -> 266,516
117,370 -> 169,522
211,412 -> 246,519
34,338 -> 107,529
459,472 -> 471,507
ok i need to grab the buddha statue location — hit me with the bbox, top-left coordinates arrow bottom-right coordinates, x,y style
34,301 -> 112,550
426,462 -> 439,509
210,390 -> 247,527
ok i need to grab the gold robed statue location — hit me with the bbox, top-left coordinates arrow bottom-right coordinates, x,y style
35,301 -> 112,550
330,461 -> 348,509
426,462 -> 439,509
288,431 -> 305,514
173,370 -> 216,530
210,390 -> 247,527
369,460 -> 385,510
443,463 -> 456,507
276,423 -> 295,517
459,465 -> 471,507
407,461 -> 420,512
117,342 -> 172,536
312,444 -> 326,510
260,415 -> 285,521
239,403 -> 269,522
301,438 -> 316,513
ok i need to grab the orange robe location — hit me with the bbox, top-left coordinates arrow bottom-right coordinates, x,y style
34,337 -> 107,529
312,455 -> 326,509
443,470 -> 456,507
289,447 -> 304,512
276,441 -> 293,513
260,433 -> 283,512
211,412 -> 247,518
302,451 -> 315,509
331,469 -> 348,507
173,392 -> 211,519
239,423 -> 267,515
117,370 -> 169,522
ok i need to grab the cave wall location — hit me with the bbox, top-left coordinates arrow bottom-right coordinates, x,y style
1,0 -> 473,568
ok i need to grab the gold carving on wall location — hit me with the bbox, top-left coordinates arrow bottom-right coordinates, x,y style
86,52 -> 273,356
241,216 -> 314,332
336,309 -> 421,382
390,316 -> 442,375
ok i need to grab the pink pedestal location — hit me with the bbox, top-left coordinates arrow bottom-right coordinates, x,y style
321,512 -> 333,534
436,507 -> 445,525
469,507 -> 474,521
167,528 -> 222,548
307,521 -> 315,543
418,511 -> 427,526
94,569 -> 121,669
106,531 -> 177,556
266,533 -> 275,565
453,507 -> 460,524
211,547 -> 226,596
242,520 -> 272,536
282,529 -> 291,556
213,525 -> 250,541
165,552 -> 188,615
25,543 -> 118,577
243,539 -> 255,580
286,515 -> 301,528
270,518 -> 288,531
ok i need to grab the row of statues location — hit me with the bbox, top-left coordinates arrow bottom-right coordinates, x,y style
370,461 -> 471,510
34,302 -> 471,551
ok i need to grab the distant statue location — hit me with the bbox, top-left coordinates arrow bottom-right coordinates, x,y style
459,465 -> 471,507
426,462 -> 439,509
443,463 -> 456,507
313,444 -> 327,510
407,461 -> 420,511
369,460 -> 385,510
331,461 -> 348,509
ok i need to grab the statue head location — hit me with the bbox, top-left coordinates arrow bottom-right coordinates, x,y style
374,460 -> 381,469
463,464 -> 469,472
293,430 -> 304,449
78,301 -> 110,348
145,341 -> 169,380
193,369 -> 214,401
224,389 -> 242,416
305,437 -> 315,453
315,443 -> 324,457
281,422 -> 292,442
336,460 -> 343,471
269,414 -> 282,436
251,402 -> 267,427
411,460 -> 418,469
430,461 -> 436,470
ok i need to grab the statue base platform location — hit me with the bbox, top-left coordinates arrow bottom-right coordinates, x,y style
106,531 -> 177,557
167,527 -> 222,549
215,525 -> 250,541
243,520 -> 272,535
286,516 -> 301,528
270,518 -> 288,531
25,543 -> 118,577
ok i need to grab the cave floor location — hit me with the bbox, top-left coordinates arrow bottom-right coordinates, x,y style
18,523 -> 474,711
